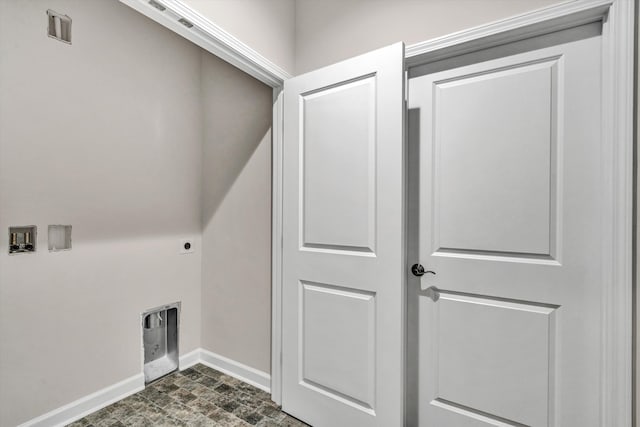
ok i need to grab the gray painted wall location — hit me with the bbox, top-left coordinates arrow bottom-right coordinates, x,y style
0,1 -> 273,424
0,1 -> 204,424
200,53 -> 273,373
0,0 -> 266,424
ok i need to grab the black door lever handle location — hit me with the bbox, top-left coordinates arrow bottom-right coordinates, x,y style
411,264 -> 436,277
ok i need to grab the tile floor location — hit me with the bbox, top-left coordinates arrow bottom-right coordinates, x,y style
67,364 -> 310,427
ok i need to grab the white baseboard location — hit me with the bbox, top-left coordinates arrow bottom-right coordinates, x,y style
18,348 -> 271,427
198,348 -> 271,393
179,348 -> 201,370
17,373 -> 144,427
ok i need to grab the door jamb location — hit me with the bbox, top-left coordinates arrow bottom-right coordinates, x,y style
271,87 -> 285,405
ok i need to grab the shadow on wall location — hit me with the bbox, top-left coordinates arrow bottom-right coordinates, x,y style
199,52 -> 273,374
201,53 -> 273,225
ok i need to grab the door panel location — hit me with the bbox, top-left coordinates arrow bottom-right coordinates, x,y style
435,293 -> 556,427
282,43 -> 405,427
409,24 -> 602,427
301,281 -> 375,410
433,59 -> 558,257
302,76 -> 376,253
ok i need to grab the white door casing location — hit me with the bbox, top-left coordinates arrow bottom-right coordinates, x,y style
281,43 -> 405,426
408,19 -> 622,427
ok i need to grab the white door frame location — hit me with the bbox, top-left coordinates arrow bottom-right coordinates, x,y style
271,1 -> 633,424
119,0 -> 634,423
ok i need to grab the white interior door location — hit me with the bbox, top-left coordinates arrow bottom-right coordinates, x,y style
281,43 -> 405,427
408,23 -> 604,427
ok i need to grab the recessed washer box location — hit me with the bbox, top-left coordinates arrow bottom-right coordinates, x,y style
142,302 -> 180,384
9,226 -> 37,254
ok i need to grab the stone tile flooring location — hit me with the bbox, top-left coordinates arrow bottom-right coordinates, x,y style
67,364 -> 310,426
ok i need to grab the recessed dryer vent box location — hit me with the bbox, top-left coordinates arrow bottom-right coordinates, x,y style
48,225 -> 71,251
9,226 -> 37,254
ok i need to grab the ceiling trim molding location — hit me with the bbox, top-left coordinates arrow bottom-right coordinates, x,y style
119,0 -> 291,87
405,0 -> 613,67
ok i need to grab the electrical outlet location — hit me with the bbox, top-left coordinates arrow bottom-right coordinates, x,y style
179,238 -> 194,255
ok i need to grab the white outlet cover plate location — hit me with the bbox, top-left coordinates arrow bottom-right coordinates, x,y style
179,238 -> 194,254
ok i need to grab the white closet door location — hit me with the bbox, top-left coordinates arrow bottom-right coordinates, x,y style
281,43 -> 405,427
409,24 -> 604,427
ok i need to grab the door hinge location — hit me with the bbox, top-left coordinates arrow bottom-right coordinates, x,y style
404,70 -> 409,101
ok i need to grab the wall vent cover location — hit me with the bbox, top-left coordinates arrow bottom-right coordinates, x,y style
148,0 -> 166,12
47,10 -> 71,44
178,18 -> 194,28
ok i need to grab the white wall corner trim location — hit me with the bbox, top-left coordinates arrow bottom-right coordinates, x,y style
199,349 -> 271,393
17,374 -> 144,427
118,0 -> 292,87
